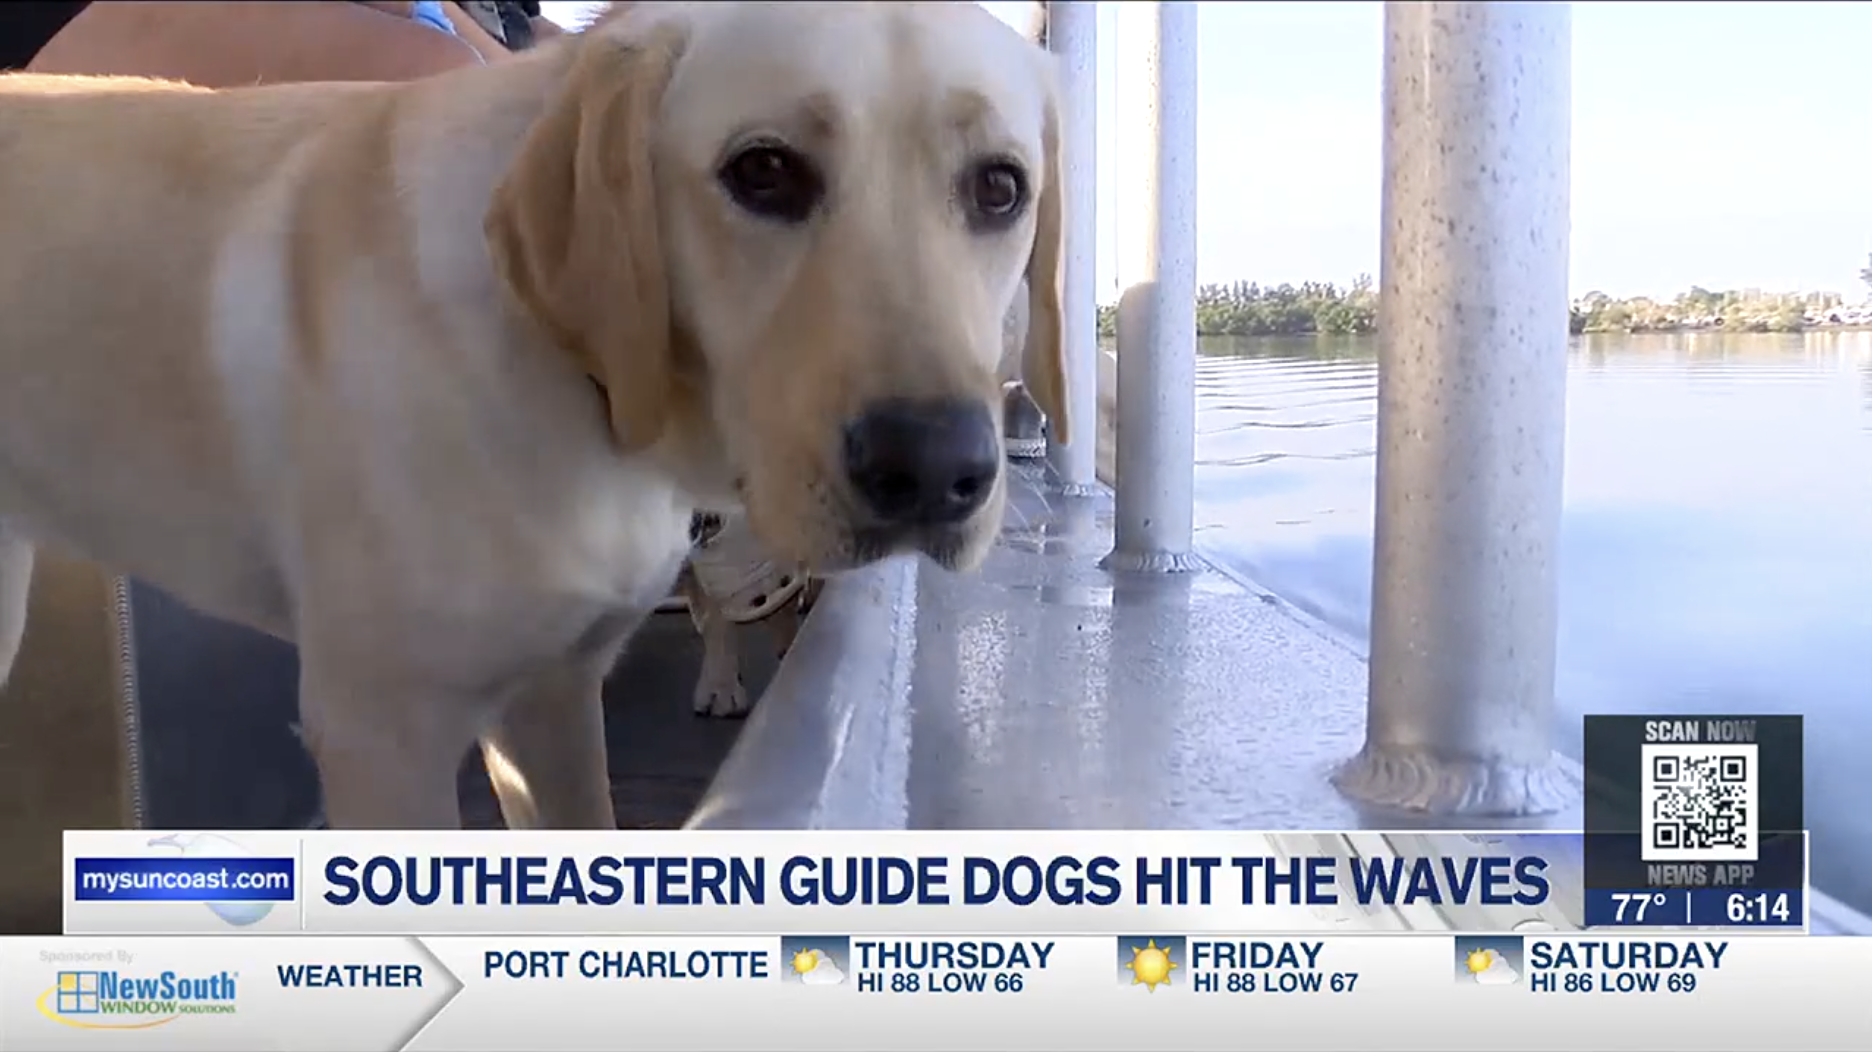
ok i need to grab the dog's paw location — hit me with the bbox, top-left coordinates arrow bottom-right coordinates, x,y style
693,674 -> 751,718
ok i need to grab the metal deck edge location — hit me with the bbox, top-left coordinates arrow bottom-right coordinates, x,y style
684,556 -> 917,831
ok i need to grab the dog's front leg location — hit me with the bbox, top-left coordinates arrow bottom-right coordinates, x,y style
478,663 -> 615,830
681,566 -> 749,718
297,662 -> 482,830
477,612 -> 641,829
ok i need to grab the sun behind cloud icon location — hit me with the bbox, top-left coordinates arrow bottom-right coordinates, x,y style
1126,939 -> 1179,992
1464,948 -> 1519,986
791,949 -> 845,986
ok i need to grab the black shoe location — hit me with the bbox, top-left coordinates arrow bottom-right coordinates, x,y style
1003,382 -> 1046,459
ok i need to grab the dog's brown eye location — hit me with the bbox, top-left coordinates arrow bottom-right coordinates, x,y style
719,143 -> 823,224
962,159 -> 1027,230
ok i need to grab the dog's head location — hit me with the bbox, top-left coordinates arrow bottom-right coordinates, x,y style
485,1 -> 1066,573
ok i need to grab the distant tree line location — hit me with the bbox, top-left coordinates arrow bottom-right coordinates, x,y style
1568,287 -> 1855,335
1096,277 -> 1378,339
1093,269 -> 1871,339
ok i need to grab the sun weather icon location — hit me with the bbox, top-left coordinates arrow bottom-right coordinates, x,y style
1453,935 -> 1523,987
779,935 -> 849,987
1116,935 -> 1183,992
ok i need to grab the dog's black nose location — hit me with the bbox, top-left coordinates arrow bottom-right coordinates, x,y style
844,398 -> 1000,526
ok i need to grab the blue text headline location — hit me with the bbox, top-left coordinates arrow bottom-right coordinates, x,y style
320,853 -> 1551,909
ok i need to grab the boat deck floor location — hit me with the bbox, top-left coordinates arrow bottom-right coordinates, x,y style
898,459 -> 1587,831
106,587 -> 767,832
0,568 -> 764,934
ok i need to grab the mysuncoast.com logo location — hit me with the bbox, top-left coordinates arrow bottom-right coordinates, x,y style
72,833 -> 296,928
37,969 -> 238,1030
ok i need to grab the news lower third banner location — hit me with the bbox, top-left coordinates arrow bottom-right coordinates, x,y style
3,933 -> 1863,1050
63,829 -> 1774,935
32,830 -> 1856,1050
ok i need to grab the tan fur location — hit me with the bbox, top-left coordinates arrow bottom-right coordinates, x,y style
0,2 -> 1063,829
485,25 -> 685,453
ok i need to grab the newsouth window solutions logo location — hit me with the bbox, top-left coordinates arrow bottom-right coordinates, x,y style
38,966 -> 239,1031
72,833 -> 296,927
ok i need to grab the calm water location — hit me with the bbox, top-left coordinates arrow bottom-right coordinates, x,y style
1187,331 -> 1872,915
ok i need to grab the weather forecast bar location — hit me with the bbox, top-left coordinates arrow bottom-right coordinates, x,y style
1,933 -> 1863,1050
71,857 -> 296,903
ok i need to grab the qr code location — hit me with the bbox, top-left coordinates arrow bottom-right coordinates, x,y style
1639,744 -> 1759,863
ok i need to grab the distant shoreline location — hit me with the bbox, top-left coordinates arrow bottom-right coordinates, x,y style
1093,279 -> 1872,340
1174,323 -> 1872,339
1572,322 -> 1872,336
1087,324 -> 1872,340
1094,324 -> 1872,343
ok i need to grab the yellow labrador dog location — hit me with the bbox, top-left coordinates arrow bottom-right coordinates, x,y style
0,1 -> 1068,830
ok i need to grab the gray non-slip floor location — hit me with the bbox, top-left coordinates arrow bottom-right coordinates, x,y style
108,587 -> 766,832
0,566 -> 770,932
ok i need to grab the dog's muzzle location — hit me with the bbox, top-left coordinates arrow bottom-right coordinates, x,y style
842,398 -> 1000,531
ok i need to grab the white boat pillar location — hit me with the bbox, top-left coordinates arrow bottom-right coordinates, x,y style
1043,2 -> 1101,497
1105,0 -> 1202,573
1335,1 -> 1576,815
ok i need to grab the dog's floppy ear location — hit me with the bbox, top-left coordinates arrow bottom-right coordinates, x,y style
1020,91 -> 1070,448
485,27 -> 685,452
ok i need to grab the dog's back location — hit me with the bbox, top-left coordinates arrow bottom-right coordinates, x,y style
0,75 -> 392,631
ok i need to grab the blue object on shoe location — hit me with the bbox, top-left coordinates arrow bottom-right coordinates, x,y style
410,1 -> 460,36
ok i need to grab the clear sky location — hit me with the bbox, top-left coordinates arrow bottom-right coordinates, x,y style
542,2 -> 1872,301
